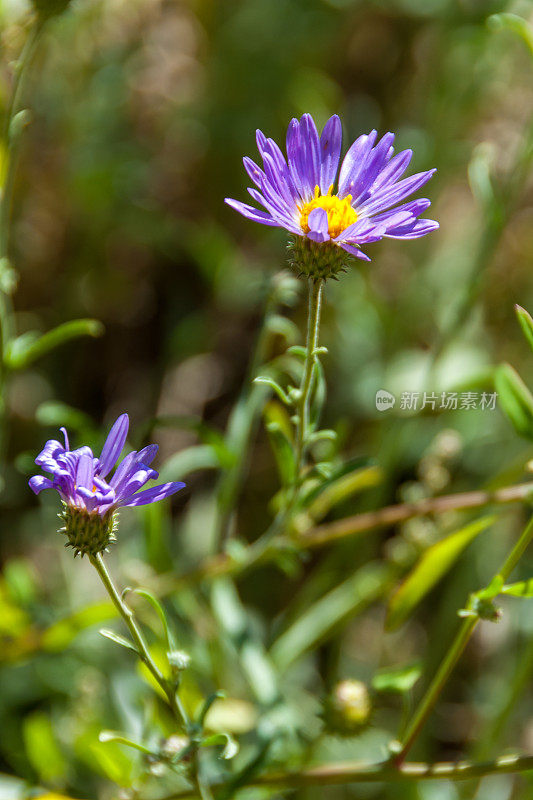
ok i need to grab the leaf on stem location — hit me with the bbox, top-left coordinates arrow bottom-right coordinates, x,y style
5,319 -> 104,370
515,305 -> 533,353
502,578 -> 533,597
386,516 -> 494,631
99,628 -> 139,654
372,662 -> 422,694
125,587 -> 174,653
495,363 -> 533,440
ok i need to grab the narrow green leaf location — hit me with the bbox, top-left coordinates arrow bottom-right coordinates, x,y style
126,588 -> 173,652
266,422 -> 296,486
253,376 -> 291,405
99,731 -> 155,756
502,578 -> 533,597
515,305 -> 533,353
488,13 -> 533,57
264,314 -> 298,344
495,363 -> 533,439
271,563 -> 393,671
5,318 -> 104,369
198,691 -> 226,727
372,663 -> 422,694
99,628 -> 139,654
306,464 -> 383,522
386,516 -> 494,631
202,732 -> 239,759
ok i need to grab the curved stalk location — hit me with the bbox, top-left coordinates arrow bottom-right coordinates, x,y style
90,552 -> 188,730
396,515 -> 533,762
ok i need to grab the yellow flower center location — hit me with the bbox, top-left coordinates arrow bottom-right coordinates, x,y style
299,184 -> 357,239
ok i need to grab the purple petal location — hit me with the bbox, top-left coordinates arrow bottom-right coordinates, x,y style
350,132 -> 395,205
29,475 -> 53,495
385,218 -> 439,239
76,453 -> 94,491
60,427 -> 70,450
339,242 -> 371,261
256,129 -> 267,151
115,467 -> 159,502
370,148 -> 413,193
136,444 -> 159,467
286,118 -> 307,199
109,451 -> 138,490
98,413 -> 129,477
35,439 -> 66,468
225,198 -> 280,227
361,169 -> 436,215
121,482 -> 186,508
300,114 -> 321,193
369,198 -> 431,224
306,207 -> 330,243
243,157 -> 265,188
320,114 -> 342,193
338,130 -> 377,198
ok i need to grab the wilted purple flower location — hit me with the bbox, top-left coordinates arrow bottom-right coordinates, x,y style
225,114 -> 438,275
29,414 -> 185,556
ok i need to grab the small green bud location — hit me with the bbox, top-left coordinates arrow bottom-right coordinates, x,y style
60,504 -> 116,558
168,649 -> 191,673
161,734 -> 190,761
324,679 -> 372,736
287,236 -> 351,281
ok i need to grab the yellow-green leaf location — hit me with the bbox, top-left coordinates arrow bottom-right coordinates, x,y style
386,516 -> 494,631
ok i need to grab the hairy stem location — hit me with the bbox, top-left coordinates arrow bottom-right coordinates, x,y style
294,277 -> 324,478
397,515 -> 533,762
90,552 -> 188,730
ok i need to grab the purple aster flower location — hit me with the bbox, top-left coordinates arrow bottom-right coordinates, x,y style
29,414 -> 185,556
225,113 -> 438,277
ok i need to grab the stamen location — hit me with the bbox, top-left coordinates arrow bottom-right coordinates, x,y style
300,187 -> 357,239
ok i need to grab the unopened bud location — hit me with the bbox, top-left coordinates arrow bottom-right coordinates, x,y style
168,650 -> 191,672
161,734 -> 190,760
324,679 -> 372,736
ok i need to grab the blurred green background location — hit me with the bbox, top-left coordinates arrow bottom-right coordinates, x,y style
2,0 -> 533,798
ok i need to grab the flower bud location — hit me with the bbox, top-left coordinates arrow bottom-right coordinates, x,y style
161,734 -> 190,760
287,237 -> 349,281
324,680 -> 372,736
60,504 -> 116,558
168,649 -> 191,673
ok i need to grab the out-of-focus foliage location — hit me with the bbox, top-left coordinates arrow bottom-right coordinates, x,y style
2,0 -> 533,798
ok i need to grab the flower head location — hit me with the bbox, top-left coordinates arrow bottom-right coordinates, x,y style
29,414 -> 185,556
225,114 -> 438,278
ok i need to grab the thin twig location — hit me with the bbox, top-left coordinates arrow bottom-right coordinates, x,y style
163,480 -> 533,588
157,753 -> 533,798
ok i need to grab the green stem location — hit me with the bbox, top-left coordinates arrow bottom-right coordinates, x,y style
294,277 -> 324,480
397,515 -> 533,762
0,19 -> 44,469
90,552 -> 188,730
157,753 -> 533,798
